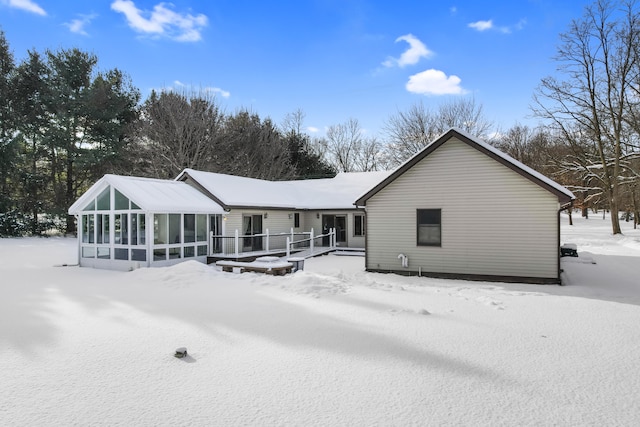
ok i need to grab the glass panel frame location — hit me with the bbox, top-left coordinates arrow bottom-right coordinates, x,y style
96,186 -> 110,211
114,189 -> 129,210
196,214 -> 207,241
184,214 -> 196,243
154,214 -> 168,245
169,214 -> 180,244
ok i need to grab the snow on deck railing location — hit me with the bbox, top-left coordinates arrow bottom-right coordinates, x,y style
285,228 -> 336,257
210,228 -> 312,256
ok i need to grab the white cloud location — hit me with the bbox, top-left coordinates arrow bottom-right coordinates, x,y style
468,20 -> 493,31
469,18 -> 526,34
406,69 -> 466,95
307,126 -> 319,133
204,87 -> 230,98
110,0 -> 208,42
64,14 -> 97,36
159,82 -> 230,98
2,0 -> 46,15
382,34 -> 432,68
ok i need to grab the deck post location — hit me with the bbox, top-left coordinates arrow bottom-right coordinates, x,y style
310,228 -> 314,253
209,230 -> 213,256
234,229 -> 239,257
266,228 -> 270,252
286,237 -> 290,257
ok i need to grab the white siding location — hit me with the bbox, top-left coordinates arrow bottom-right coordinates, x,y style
223,210 -> 296,235
223,209 -> 366,248
366,138 -> 560,280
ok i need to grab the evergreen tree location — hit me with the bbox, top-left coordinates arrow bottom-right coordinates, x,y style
13,50 -> 50,233
0,29 -> 17,214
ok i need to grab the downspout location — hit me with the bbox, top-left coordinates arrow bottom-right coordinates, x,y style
558,201 -> 574,285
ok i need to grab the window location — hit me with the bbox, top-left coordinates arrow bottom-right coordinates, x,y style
97,247 -> 110,259
114,214 -> 128,244
294,212 -> 300,228
138,214 -> 146,245
154,214 -> 168,244
82,215 -> 94,243
417,209 -> 441,246
169,247 -> 181,259
169,214 -> 181,244
153,248 -> 166,261
132,249 -> 146,262
97,214 -> 109,244
96,187 -> 110,210
131,214 -> 138,245
114,248 -> 128,260
130,213 -> 146,245
196,214 -> 207,241
82,246 -> 95,258
184,214 -> 196,243
114,189 -> 129,210
184,246 -> 195,258
354,214 -> 365,236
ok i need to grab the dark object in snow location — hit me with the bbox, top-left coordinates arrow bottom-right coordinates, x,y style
560,244 -> 578,257
174,347 -> 188,358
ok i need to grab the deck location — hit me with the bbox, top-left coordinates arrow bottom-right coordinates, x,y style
206,246 -> 336,263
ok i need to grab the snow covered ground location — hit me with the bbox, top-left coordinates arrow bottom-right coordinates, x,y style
1,212 -> 639,426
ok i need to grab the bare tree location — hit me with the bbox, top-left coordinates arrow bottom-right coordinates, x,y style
323,118 -> 382,172
383,97 -> 493,167
532,0 -> 640,234
438,96 -> 493,137
137,89 -> 224,178
280,107 -> 306,136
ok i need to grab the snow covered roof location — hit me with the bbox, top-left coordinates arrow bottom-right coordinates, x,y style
355,128 -> 576,206
69,174 -> 225,215
176,169 -> 392,210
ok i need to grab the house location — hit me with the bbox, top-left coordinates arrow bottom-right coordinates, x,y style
354,128 -> 575,284
69,169 -> 390,270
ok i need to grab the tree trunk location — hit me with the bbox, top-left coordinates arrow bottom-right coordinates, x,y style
632,189 -> 638,230
610,196 -> 621,234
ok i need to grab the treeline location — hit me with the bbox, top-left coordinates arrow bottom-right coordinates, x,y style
0,30 -> 333,236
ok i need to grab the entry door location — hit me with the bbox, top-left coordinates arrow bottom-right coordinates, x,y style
242,214 -> 263,251
322,215 -> 347,245
335,215 -> 346,243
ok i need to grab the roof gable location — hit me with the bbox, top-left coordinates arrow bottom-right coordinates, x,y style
69,175 -> 224,214
354,128 -> 575,206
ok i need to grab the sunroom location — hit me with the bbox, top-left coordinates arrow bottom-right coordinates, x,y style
68,175 -> 224,271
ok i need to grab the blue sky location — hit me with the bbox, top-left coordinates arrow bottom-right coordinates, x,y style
1,0 -> 594,138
